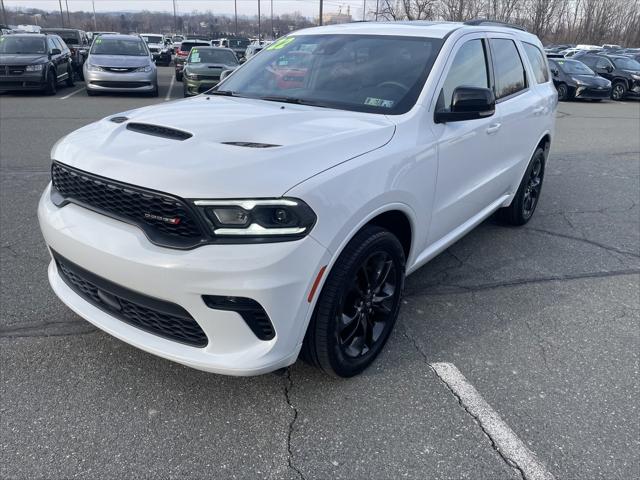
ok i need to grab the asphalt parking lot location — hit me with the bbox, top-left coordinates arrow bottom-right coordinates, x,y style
1,66 -> 639,480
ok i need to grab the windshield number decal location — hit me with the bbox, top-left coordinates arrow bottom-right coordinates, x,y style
364,97 -> 395,108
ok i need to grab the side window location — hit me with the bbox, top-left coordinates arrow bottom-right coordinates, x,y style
47,37 -> 57,53
522,42 -> 549,83
53,38 -> 65,52
596,58 -> 612,70
438,39 -> 489,111
489,38 -> 527,99
581,56 -> 596,68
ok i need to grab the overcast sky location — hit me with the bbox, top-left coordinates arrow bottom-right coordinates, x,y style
4,0 -> 374,18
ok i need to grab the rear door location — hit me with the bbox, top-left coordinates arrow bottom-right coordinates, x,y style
486,35 -> 543,197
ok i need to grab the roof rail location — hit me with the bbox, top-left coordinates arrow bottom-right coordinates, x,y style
464,19 -> 527,32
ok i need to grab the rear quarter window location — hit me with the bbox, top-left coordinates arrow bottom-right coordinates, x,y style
522,42 -> 549,84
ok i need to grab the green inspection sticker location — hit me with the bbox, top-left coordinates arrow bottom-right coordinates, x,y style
364,97 -> 395,108
267,37 -> 295,50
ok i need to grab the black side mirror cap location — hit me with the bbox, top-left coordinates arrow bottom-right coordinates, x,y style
434,87 -> 496,124
51,48 -> 61,55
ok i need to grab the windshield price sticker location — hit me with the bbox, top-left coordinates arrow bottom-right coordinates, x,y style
267,37 -> 295,51
364,97 -> 395,108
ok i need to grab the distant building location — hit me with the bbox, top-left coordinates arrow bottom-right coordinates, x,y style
323,6 -> 353,25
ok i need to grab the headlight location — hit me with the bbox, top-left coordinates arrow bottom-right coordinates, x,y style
184,72 -> 199,80
135,65 -> 153,72
572,77 -> 587,85
193,198 -> 316,241
25,64 -> 44,72
631,74 -> 640,80
86,63 -> 104,72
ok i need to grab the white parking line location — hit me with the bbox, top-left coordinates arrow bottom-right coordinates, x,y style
430,362 -> 555,480
164,75 -> 176,101
59,87 -> 86,100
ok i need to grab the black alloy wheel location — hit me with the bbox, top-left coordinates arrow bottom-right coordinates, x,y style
301,225 -> 405,377
498,146 -> 546,226
556,83 -> 569,101
611,81 -> 626,101
44,70 -> 57,95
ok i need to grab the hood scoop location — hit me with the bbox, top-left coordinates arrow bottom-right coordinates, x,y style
126,123 -> 192,141
221,141 -> 280,148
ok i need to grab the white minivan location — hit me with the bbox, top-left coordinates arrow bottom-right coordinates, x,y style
38,21 -> 556,377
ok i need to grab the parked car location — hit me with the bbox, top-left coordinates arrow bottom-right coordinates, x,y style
577,53 -> 640,100
0,33 -> 74,94
217,37 -> 251,59
41,28 -> 89,79
548,58 -> 611,101
38,21 -> 556,377
182,46 -> 238,97
88,31 -> 119,43
140,33 -> 171,66
174,39 -> 211,81
83,34 -> 158,96
171,34 -> 184,52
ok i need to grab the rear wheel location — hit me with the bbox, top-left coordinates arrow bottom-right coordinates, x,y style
556,83 -> 569,101
611,81 -> 626,100
498,146 -> 546,226
44,70 -> 57,95
301,226 -> 405,377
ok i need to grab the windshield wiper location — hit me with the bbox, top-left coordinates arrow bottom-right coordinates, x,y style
259,96 -> 329,108
208,90 -> 236,96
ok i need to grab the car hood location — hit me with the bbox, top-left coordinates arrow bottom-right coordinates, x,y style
1,54 -> 48,65
88,55 -> 150,67
574,74 -> 610,86
52,96 -> 396,199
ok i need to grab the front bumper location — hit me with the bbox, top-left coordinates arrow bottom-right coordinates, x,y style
574,85 -> 611,99
84,67 -> 157,93
38,184 -> 330,375
0,72 -> 45,90
184,77 -> 219,96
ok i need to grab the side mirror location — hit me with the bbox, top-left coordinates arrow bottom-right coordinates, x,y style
606,65 -> 614,73
220,69 -> 234,81
239,57 -> 247,64
434,87 -> 496,124
51,48 -> 61,55
551,69 -> 559,76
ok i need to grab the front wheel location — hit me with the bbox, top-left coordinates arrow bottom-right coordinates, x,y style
65,65 -> 75,87
498,146 -> 546,226
611,81 -> 626,101
301,226 -> 405,377
556,83 -> 570,101
175,71 -> 182,82
43,70 -> 57,95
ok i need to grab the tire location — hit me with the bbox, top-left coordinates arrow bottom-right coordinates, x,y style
611,81 -> 626,101
44,70 -> 57,95
183,83 -> 189,97
498,146 -> 546,226
86,88 -> 97,96
556,83 -> 569,101
65,65 -> 75,87
301,225 -> 406,377
149,84 -> 159,97
175,71 -> 182,82
591,99 -> 603,102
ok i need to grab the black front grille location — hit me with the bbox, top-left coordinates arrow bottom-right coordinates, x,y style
0,65 -> 26,75
51,162 -> 207,249
53,251 -> 208,347
577,87 -> 610,98
102,66 -> 138,73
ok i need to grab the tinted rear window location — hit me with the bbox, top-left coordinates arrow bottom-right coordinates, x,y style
180,42 -> 210,52
522,42 -> 549,84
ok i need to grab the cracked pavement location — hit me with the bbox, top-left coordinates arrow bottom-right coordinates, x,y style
1,72 -> 639,479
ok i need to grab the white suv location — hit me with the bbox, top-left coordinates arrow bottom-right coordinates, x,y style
38,21 -> 556,377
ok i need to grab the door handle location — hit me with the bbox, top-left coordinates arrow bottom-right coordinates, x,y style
532,106 -> 545,115
486,123 -> 502,135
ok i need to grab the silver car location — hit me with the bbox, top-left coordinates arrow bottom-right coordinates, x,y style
83,34 -> 158,96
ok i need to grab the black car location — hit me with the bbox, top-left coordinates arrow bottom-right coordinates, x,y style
41,28 -> 89,79
548,58 -> 612,101
0,33 -> 75,94
577,53 -> 640,100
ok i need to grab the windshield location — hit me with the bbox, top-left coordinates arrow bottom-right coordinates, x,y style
218,34 -> 443,115
90,37 -> 148,56
142,35 -> 163,44
0,36 -> 46,54
612,56 -> 640,70
44,31 -> 79,45
188,48 -> 238,65
554,59 -> 595,75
